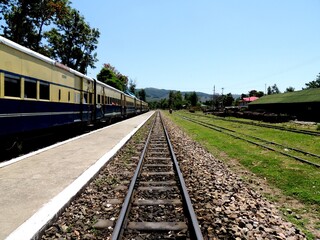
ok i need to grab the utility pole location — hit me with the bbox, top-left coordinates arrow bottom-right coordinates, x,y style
265,83 -> 266,95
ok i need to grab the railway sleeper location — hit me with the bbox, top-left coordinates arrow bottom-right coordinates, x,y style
127,222 -> 188,231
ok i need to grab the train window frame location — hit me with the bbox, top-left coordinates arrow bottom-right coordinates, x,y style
24,78 -> 37,99
89,93 -> 93,104
68,91 -> 71,102
83,93 -> 88,104
58,89 -> 61,101
75,92 -> 80,103
4,74 -> 21,98
39,81 -> 50,100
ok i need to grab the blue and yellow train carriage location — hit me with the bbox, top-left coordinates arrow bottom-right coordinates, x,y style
0,36 -> 149,151
124,93 -> 136,116
0,36 -> 93,144
97,82 -> 124,120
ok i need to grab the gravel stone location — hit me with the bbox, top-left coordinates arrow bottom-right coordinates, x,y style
40,114 -> 307,239
163,115 -> 306,239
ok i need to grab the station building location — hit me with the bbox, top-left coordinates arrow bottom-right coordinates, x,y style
248,88 -> 320,122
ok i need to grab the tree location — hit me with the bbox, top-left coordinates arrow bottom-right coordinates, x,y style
1,0 -> 38,48
168,91 -> 175,109
223,93 -> 234,106
249,90 -> 258,97
137,89 -> 146,101
30,0 -> 69,53
249,90 -> 264,97
174,91 -> 183,109
241,93 -> 249,99
189,91 -> 198,107
45,7 -> 100,74
1,1 -> 99,74
285,86 -> 295,92
97,64 -> 128,91
256,91 -> 264,97
304,73 -> 320,89
128,79 -> 136,94
267,84 -> 280,95
1,0 -> 69,53
168,91 -> 183,110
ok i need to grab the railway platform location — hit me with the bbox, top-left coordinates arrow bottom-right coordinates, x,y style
0,111 -> 154,240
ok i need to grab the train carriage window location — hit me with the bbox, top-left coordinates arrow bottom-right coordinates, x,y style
24,78 -> 37,99
75,93 -> 80,103
68,91 -> 71,102
83,93 -> 88,103
40,82 -> 50,100
89,93 -> 93,104
4,74 -> 20,97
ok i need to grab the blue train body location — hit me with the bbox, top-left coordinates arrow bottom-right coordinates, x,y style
0,36 -> 148,148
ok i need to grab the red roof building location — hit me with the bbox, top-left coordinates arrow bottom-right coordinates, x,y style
239,97 -> 259,106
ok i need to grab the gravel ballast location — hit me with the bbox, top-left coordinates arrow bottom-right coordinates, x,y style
41,114 -> 306,239
163,115 -> 305,239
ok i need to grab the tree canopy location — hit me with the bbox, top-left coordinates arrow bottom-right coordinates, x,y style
45,8 -> 99,73
97,64 -> 128,92
285,86 -> 295,92
168,91 -> 183,110
137,89 -> 146,101
267,84 -> 281,95
185,91 -> 198,107
304,73 -> 320,89
0,0 -> 99,74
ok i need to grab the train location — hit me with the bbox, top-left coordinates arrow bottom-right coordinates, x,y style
0,36 -> 148,152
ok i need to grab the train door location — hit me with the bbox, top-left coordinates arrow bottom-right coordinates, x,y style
81,78 -> 91,124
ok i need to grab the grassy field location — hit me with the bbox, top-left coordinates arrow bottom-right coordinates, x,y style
165,110 -> 320,238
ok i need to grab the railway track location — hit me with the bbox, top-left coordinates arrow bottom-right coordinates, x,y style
199,113 -> 320,136
112,112 -> 203,239
179,115 -> 320,168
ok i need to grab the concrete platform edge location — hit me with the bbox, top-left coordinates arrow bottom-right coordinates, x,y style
5,112 -> 154,240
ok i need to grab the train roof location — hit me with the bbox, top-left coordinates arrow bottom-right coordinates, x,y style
0,36 -> 94,81
0,36 -> 55,66
249,88 -> 320,105
0,36 -> 144,101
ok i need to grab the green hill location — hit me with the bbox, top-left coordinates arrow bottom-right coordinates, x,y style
139,88 -> 240,102
140,88 -> 213,102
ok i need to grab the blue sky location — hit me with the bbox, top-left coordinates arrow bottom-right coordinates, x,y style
72,0 -> 320,95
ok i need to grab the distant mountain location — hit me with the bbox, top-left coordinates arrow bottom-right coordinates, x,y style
139,87 -> 240,102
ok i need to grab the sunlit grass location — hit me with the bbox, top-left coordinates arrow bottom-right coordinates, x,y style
166,110 -> 320,206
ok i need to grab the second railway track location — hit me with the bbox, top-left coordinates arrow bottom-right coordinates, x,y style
112,111 -> 203,239
179,114 -> 320,168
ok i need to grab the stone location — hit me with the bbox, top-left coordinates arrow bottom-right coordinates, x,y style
92,219 -> 114,229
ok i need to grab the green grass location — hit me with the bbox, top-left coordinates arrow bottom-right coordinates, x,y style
167,110 -> 320,238
249,88 -> 320,104
166,110 -> 320,206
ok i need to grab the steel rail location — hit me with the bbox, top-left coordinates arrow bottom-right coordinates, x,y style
181,115 -> 320,168
160,112 -> 204,239
111,112 -> 157,240
190,116 -> 320,160
198,113 -> 320,137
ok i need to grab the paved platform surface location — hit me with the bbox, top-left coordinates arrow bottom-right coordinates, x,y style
0,111 -> 154,240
